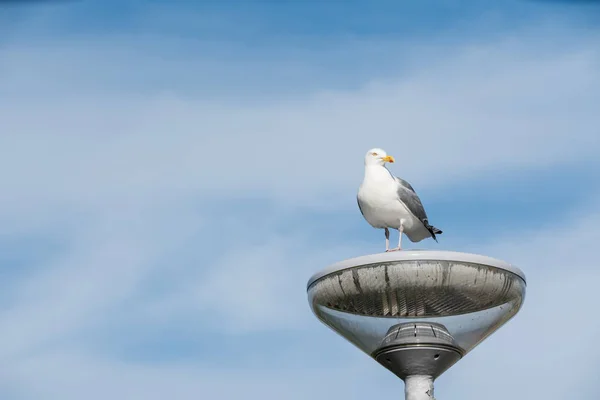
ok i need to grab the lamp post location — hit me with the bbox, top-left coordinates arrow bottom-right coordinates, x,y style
307,250 -> 526,399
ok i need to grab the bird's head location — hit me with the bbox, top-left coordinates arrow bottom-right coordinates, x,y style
365,148 -> 395,166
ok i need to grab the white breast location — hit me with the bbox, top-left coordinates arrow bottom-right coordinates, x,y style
357,166 -> 416,230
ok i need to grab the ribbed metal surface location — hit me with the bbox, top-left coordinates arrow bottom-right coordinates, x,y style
381,323 -> 456,347
310,260 -> 522,318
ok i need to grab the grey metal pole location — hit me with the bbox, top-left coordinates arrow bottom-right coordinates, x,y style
404,375 -> 435,400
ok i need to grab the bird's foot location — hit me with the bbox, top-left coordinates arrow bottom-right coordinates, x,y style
386,247 -> 402,252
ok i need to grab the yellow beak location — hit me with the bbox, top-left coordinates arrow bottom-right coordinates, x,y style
382,155 -> 395,163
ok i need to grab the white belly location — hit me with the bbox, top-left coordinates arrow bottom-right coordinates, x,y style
358,183 -> 430,242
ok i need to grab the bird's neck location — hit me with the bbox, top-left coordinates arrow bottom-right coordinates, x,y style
363,165 -> 394,183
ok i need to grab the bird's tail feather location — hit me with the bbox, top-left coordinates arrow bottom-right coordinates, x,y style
423,220 -> 442,242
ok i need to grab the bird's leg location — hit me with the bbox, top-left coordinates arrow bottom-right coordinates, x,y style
384,228 -> 390,252
397,223 -> 404,250
388,221 -> 404,252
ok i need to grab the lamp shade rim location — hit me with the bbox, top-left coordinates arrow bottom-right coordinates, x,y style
307,249 -> 526,289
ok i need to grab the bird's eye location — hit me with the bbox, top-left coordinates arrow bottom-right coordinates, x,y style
371,152 -> 378,156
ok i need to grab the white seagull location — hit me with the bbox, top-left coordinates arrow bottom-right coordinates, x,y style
357,148 -> 442,251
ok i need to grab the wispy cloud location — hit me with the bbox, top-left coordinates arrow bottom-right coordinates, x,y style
2,31 -> 599,220
1,203 -> 599,400
1,4 -> 599,399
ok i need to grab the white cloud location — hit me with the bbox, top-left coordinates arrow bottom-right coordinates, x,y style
1,32 -> 599,223
4,350 -> 390,400
0,206 -> 205,361
0,21 -> 599,400
437,205 -> 600,399
138,235 -> 356,334
1,200 -> 599,399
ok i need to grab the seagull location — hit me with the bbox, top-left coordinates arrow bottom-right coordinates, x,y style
357,148 -> 442,252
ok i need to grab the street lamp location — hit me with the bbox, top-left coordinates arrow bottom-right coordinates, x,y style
307,250 -> 526,400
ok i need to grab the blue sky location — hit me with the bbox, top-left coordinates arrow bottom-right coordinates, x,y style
1,0 -> 600,399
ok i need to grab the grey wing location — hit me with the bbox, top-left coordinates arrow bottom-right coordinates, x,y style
395,177 -> 416,193
395,176 -> 442,241
395,177 -> 429,223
